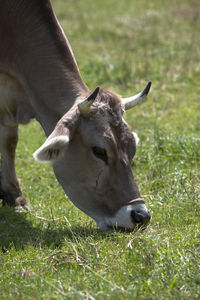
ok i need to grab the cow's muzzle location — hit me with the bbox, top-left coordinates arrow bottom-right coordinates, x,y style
97,198 -> 151,231
128,198 -> 151,227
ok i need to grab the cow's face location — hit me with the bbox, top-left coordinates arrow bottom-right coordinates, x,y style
34,84 -> 151,231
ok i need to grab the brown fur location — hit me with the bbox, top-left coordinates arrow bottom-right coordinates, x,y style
0,1 -> 150,230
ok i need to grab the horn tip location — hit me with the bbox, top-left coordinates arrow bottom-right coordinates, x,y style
87,86 -> 100,101
94,86 -> 100,95
142,81 -> 152,97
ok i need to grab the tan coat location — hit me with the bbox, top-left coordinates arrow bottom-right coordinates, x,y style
0,0 -> 150,230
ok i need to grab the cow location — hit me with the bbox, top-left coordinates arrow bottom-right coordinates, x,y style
0,0 -> 151,231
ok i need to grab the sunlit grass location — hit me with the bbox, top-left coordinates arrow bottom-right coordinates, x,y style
0,0 -> 200,299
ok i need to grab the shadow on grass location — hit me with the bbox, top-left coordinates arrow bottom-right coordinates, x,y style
0,206 -> 103,252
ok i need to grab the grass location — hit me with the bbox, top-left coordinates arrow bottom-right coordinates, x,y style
0,0 -> 200,299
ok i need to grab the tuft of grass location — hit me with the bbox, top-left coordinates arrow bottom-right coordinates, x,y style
0,0 -> 200,299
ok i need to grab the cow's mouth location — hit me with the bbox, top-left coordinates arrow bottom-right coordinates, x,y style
107,222 -> 150,232
97,198 -> 151,232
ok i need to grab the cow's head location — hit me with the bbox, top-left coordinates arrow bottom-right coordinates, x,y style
33,82 -> 151,231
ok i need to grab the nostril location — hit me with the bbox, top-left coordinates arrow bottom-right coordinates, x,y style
131,210 -> 151,225
131,210 -> 144,224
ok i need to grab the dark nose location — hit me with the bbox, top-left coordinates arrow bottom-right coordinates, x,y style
131,210 -> 151,226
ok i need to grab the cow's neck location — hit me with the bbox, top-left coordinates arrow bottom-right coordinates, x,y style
0,0 -> 89,136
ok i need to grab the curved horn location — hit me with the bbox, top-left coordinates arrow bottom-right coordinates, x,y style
78,87 -> 100,115
122,81 -> 151,110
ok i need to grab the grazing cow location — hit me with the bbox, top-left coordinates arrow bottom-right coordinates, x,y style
0,0 -> 151,230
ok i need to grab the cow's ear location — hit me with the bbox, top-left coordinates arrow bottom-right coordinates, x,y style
33,135 -> 69,163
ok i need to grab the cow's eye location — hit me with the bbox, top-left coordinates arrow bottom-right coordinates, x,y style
92,146 -> 108,164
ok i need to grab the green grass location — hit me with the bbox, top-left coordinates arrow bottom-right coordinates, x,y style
0,0 -> 200,299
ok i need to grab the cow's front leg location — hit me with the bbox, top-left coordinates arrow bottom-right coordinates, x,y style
0,125 -> 27,206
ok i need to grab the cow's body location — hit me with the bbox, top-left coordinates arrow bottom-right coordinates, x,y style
0,0 -> 87,133
0,0 -> 151,230
0,0 -> 87,205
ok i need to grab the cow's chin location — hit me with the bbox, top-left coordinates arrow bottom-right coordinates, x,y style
96,204 -> 151,232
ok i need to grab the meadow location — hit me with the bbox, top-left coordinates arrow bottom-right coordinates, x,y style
0,0 -> 200,299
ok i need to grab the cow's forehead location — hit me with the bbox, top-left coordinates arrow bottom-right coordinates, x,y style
97,89 -> 136,157
79,90 -> 136,158
97,88 -> 122,107
90,88 -> 124,120
93,89 -> 133,137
